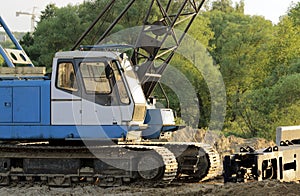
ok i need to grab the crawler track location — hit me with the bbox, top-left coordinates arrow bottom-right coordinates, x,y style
0,142 -> 219,187
166,142 -> 221,182
120,141 -> 221,183
0,144 -> 178,187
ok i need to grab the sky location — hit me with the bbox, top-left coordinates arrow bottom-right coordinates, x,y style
0,0 -> 299,32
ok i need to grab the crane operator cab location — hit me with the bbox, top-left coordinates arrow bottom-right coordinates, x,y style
51,49 -> 176,142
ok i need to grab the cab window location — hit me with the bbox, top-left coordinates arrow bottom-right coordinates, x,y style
79,60 -> 130,106
56,62 -> 78,92
111,61 -> 130,104
80,62 -> 111,94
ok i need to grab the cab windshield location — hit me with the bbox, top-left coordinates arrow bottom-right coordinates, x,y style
80,60 -> 130,105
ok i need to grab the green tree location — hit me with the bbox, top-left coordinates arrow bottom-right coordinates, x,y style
265,16 -> 300,86
240,74 -> 300,140
23,5 -> 84,68
288,2 -> 300,25
39,4 -> 58,21
205,1 -> 274,133
211,0 -> 234,13
235,2 -> 300,139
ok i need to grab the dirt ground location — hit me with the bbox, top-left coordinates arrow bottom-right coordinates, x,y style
1,130 -> 299,196
1,180 -> 300,196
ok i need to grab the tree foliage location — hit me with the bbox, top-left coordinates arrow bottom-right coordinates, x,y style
222,1 -> 300,140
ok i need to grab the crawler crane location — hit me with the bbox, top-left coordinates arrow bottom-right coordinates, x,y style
0,0 -> 220,186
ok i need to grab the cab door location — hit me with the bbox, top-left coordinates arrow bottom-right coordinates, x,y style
51,60 -> 82,125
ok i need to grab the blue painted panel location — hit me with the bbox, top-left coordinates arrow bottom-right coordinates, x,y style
40,82 -> 51,125
0,125 -> 128,140
0,80 -> 51,125
13,87 -> 41,123
0,87 -> 12,122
